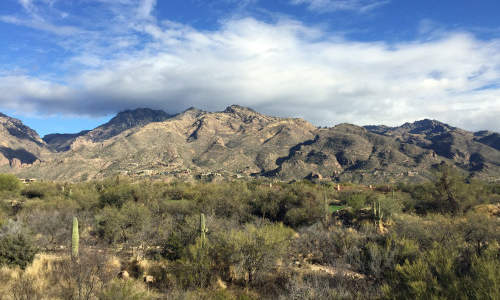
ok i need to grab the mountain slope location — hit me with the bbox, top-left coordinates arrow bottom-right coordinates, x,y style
264,123 -> 443,182
364,119 -> 500,177
43,108 -> 171,151
0,113 -> 50,168
474,131 -> 500,151
17,105 -> 317,180
1,109 -> 500,183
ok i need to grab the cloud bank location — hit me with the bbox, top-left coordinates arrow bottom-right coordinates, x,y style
0,0 -> 500,132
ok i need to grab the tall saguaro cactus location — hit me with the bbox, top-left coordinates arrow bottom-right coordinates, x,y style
200,213 -> 208,247
372,199 -> 383,227
72,217 -> 79,259
324,191 -> 330,224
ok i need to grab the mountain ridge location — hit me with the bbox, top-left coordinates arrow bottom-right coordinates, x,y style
43,108 -> 172,151
1,106 -> 499,183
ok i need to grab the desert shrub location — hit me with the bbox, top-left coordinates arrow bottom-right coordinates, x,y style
148,262 -> 177,292
383,241 -> 500,299
51,250 -> 119,300
99,183 -> 138,208
343,192 -> 369,212
284,206 -> 322,228
69,183 -> 101,210
382,244 -> 457,299
24,209 -> 73,250
160,233 -> 183,261
392,214 -> 464,250
463,245 -> 500,299
170,239 -> 213,289
95,202 -> 151,245
368,194 -> 403,222
356,235 -> 420,280
251,189 -> 289,222
293,223 -> 365,266
163,182 -> 201,201
95,206 -> 125,244
461,213 -> 500,256
158,199 -> 197,218
99,279 -> 153,300
282,272 -> 377,300
195,183 -> 252,220
0,174 -> 21,192
403,164 -> 492,215
250,183 -> 324,227
230,223 -> 294,285
21,183 -> 49,199
0,233 -> 38,269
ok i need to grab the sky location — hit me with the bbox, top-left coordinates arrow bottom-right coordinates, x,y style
1,0 -> 500,136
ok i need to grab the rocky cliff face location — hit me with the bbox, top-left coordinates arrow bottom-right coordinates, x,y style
0,113 -> 50,169
1,107 -> 500,183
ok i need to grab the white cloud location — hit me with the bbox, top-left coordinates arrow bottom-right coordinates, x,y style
18,0 -> 36,14
0,3 -> 499,132
289,0 -> 390,13
0,15 -> 82,35
137,0 -> 156,19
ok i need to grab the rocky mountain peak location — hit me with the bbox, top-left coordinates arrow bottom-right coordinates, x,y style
224,105 -> 256,114
109,108 -> 171,126
223,105 -> 267,123
401,119 -> 454,134
42,108 -> 172,151
181,107 -> 205,118
0,112 -> 43,145
84,108 -> 170,142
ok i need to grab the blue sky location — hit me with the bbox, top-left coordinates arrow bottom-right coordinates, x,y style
1,0 -> 500,136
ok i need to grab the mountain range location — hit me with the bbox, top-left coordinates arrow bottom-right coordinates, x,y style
1,106 -> 499,183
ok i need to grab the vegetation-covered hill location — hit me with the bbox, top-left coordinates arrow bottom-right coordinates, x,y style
1,106 -> 500,183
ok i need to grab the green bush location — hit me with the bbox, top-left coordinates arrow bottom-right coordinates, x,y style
160,233 -> 183,261
95,202 -> 151,245
345,192 -> 368,211
0,174 -> 21,192
99,183 -> 137,208
21,182 -> 57,199
382,242 -> 500,299
0,233 -> 38,269
229,223 -> 294,285
171,239 -> 213,289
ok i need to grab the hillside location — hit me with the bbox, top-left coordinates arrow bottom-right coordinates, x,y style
43,108 -> 171,152
0,113 -> 51,168
1,106 -> 499,183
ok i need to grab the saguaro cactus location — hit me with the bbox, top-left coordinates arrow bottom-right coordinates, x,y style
72,217 -> 79,259
200,213 -> 208,247
372,199 -> 383,226
324,191 -> 329,224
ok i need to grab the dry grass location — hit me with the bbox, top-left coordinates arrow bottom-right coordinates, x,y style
0,253 -> 62,300
0,252 -> 131,300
